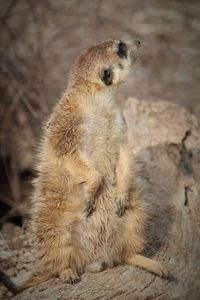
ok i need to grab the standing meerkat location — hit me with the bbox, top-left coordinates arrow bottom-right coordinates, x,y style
0,39 -> 168,294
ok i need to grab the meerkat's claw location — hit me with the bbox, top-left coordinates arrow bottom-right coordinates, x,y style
84,198 -> 96,217
158,264 -> 169,279
84,175 -> 101,217
116,193 -> 129,217
149,262 -> 168,278
116,204 -> 125,217
59,268 -> 80,284
69,276 -> 80,284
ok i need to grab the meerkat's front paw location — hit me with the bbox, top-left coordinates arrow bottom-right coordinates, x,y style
116,192 -> 129,217
84,172 -> 102,217
59,268 -> 80,284
84,197 -> 96,217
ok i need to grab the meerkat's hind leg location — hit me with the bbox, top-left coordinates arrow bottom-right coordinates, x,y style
126,254 -> 168,278
59,268 -> 80,284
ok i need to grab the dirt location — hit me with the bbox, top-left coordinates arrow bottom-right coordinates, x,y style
0,222 -> 34,300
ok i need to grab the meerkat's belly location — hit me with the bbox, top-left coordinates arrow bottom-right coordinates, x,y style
72,186 -> 120,261
74,110 -> 126,261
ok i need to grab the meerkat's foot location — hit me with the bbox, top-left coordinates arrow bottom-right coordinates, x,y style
59,268 -> 80,284
116,192 -> 129,217
126,254 -> 168,278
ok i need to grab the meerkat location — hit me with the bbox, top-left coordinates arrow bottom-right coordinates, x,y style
0,39 -> 168,295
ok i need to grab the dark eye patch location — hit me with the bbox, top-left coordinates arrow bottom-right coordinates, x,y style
117,41 -> 127,59
101,68 -> 113,86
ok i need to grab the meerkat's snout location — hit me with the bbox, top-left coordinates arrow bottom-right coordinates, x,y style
103,39 -> 141,86
133,39 -> 141,48
125,39 -> 141,64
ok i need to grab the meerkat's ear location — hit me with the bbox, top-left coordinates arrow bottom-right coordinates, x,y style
100,68 -> 113,86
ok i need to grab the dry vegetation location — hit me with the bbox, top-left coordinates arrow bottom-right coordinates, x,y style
0,0 -> 51,225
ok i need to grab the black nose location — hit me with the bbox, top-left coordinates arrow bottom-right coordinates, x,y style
135,39 -> 141,47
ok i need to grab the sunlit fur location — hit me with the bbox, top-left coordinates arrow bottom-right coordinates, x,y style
20,39 -> 168,291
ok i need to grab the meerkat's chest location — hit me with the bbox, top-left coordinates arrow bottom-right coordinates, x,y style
82,109 -> 125,157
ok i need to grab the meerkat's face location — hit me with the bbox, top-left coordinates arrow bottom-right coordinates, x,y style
72,39 -> 141,89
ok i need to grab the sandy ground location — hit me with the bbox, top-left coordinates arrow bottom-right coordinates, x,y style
0,222 -> 34,299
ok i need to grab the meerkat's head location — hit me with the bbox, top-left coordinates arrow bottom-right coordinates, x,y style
69,39 -> 141,91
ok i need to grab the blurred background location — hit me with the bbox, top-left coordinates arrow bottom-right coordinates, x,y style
0,0 -> 200,227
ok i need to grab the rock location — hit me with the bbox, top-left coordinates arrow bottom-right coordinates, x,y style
1,223 -> 19,239
0,251 -> 12,260
12,99 -> 200,300
13,270 -> 31,286
6,268 -> 17,277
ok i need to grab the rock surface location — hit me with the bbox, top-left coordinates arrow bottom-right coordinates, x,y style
1,98 -> 200,300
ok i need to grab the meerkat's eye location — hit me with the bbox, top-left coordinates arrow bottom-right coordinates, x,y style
117,41 -> 127,59
100,68 -> 113,86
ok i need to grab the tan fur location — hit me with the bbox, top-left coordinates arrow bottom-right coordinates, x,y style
22,39 -> 168,290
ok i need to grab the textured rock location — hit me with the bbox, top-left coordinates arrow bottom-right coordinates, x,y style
1,98 -> 200,300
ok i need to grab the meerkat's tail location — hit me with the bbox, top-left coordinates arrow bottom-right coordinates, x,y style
0,270 -> 52,295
